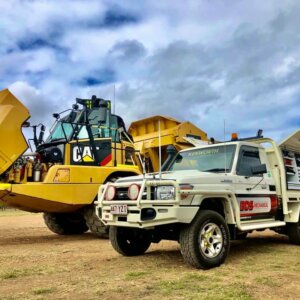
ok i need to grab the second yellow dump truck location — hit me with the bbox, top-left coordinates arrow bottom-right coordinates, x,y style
0,88 -> 208,236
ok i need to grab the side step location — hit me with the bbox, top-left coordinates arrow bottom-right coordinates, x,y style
240,220 -> 286,231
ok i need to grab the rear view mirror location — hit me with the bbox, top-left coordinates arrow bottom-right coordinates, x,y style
66,111 -> 77,123
251,164 -> 267,175
22,121 -> 30,127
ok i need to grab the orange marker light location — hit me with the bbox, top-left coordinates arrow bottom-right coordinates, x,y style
231,133 -> 238,141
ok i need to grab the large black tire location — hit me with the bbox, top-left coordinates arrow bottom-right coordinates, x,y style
109,226 -> 151,256
43,212 -> 88,235
83,206 -> 109,238
287,219 -> 300,245
179,210 -> 230,269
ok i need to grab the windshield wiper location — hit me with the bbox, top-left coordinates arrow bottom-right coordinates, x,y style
48,138 -> 66,142
202,168 -> 229,173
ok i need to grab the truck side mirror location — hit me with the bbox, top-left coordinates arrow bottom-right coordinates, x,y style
251,164 -> 267,175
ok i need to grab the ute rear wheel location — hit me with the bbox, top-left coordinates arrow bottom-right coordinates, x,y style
180,210 -> 230,269
109,226 -> 151,256
43,212 -> 88,235
287,218 -> 300,245
84,206 -> 109,238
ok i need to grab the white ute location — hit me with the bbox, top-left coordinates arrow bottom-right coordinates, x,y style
96,130 -> 300,269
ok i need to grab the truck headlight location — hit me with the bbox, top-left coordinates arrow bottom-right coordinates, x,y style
156,186 -> 175,200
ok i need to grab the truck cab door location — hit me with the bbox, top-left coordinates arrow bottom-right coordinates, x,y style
234,145 -> 276,220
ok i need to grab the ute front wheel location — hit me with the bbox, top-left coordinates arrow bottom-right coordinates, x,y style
179,210 -> 230,269
43,212 -> 88,235
109,226 -> 151,256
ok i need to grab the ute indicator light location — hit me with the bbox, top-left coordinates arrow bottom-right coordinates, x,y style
179,184 -> 194,200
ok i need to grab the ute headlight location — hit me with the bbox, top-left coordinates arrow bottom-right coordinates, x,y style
156,186 -> 175,200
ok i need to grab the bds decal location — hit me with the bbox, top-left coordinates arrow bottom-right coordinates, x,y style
237,197 -> 271,218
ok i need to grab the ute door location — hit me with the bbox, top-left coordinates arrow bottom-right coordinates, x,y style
235,145 -> 276,221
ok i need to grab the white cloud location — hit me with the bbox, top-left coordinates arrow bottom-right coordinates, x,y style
273,56 -> 298,78
1,0 -> 300,144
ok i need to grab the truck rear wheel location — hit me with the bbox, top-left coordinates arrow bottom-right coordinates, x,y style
83,206 -> 109,238
109,226 -> 151,256
287,219 -> 300,245
179,210 -> 230,269
43,212 -> 88,235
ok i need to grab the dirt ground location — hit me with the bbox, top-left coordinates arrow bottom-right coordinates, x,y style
0,212 -> 299,300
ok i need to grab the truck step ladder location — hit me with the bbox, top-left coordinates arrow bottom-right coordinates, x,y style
240,220 -> 286,231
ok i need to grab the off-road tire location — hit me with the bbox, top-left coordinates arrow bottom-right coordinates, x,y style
84,206 -> 109,238
109,226 -> 151,256
43,212 -> 88,235
287,219 -> 300,245
179,210 -> 230,269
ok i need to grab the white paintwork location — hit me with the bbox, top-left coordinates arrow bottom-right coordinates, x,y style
96,137 -> 300,232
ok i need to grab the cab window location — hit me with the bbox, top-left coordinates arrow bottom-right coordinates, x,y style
236,146 -> 261,176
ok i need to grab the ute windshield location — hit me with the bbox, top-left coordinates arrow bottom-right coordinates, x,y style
169,144 -> 236,173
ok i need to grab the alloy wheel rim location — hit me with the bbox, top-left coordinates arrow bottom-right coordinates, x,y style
199,222 -> 223,258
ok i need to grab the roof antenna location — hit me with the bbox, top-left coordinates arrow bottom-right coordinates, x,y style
159,118 -> 162,180
113,84 -> 116,114
224,119 -> 227,175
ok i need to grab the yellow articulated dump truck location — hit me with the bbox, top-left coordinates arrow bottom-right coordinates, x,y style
0,88 -> 208,236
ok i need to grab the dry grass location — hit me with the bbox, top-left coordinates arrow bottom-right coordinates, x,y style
0,214 -> 299,300
0,209 -> 31,217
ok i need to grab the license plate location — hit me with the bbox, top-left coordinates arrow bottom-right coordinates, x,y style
110,204 -> 128,215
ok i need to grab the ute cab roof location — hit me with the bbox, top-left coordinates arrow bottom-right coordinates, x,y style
178,140 -> 264,154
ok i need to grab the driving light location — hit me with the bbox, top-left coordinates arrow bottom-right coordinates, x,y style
128,184 -> 140,200
156,186 -> 175,200
106,185 -> 116,200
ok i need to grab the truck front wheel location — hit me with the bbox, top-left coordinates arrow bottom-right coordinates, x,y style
109,226 -> 151,256
43,212 -> 88,235
287,219 -> 300,245
83,206 -> 109,238
179,210 -> 230,269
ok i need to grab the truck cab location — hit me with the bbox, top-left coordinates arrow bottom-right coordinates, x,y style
0,90 -> 141,237
97,131 -> 300,269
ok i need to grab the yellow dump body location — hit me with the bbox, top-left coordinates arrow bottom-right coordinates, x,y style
129,115 -> 208,171
0,89 -> 30,174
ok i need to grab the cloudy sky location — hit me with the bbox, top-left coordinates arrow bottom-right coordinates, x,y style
1,0 -> 300,142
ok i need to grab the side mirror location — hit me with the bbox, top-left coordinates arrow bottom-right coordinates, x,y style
22,121 -> 31,127
251,164 -> 267,175
66,111 -> 77,123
